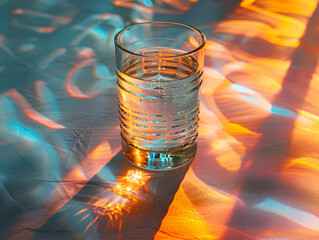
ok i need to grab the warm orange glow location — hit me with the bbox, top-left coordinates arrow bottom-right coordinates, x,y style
239,0 -> 314,40
74,169 -> 151,232
35,26 -> 58,33
156,168 -> 239,239
215,20 -> 300,47
112,170 -> 151,200
210,138 -> 245,171
284,157 -> 319,172
188,35 -> 199,48
161,0 -> 197,11
295,109 -> 319,133
155,186 -> 215,239
77,48 -> 96,59
12,8 -> 24,14
300,72 -> 319,110
6,89 -> 65,129
240,0 -> 256,7
132,149 -> 143,166
157,0 -> 319,238
90,141 -> 113,161
204,40 -> 236,62
82,196 -> 130,231
254,0 -> 318,16
223,122 -> 258,136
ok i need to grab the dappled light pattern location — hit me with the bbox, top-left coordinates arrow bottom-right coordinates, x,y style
157,0 -> 319,239
1,0 -> 319,239
72,170 -> 151,233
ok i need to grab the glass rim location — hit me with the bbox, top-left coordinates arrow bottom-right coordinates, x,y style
114,21 -> 206,59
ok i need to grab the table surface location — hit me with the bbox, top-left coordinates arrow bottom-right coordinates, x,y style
1,0 -> 319,239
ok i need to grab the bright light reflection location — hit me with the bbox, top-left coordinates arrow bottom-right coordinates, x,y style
9,122 -> 40,142
74,170 -> 151,232
232,84 -> 255,93
270,106 -> 297,118
255,198 -> 319,230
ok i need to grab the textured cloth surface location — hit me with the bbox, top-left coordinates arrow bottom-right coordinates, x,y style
1,0 -> 319,239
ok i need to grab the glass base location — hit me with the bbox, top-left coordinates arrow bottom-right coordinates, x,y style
122,140 -> 197,170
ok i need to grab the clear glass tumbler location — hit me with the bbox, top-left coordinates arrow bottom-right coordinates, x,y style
114,21 -> 205,170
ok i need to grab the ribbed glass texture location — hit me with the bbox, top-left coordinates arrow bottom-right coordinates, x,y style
114,21 -> 205,170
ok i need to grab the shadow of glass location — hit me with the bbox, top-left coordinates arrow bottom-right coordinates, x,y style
31,150 -> 192,240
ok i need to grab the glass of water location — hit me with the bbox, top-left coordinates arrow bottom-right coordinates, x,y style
114,21 -> 205,170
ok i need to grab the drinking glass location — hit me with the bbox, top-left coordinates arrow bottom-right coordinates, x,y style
114,21 -> 205,170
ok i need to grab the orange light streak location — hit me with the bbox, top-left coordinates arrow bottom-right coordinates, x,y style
224,122 -> 258,136
99,13 -> 111,20
65,58 -> 105,98
255,0 -> 318,16
80,213 -> 90,222
188,35 -> 199,48
284,157 -> 319,172
77,48 -> 96,58
75,208 -> 89,216
12,8 -> 24,14
35,26 -> 58,33
210,139 -> 244,172
239,6 -> 307,38
161,0 -> 197,11
240,0 -> 256,7
204,40 -> 236,62
295,109 -> 319,133
214,20 -> 300,47
6,89 -> 65,129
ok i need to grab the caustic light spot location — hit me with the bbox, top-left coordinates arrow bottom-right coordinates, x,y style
256,198 -> 319,230
271,106 -> 297,118
232,84 -> 254,93
9,122 -> 40,142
